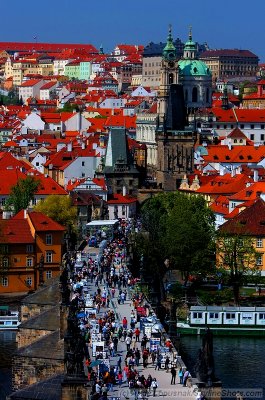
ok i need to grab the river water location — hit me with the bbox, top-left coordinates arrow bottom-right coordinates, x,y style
179,335 -> 265,400
0,331 -> 17,400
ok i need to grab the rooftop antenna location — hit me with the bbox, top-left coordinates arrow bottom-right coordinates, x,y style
33,35 -> 38,44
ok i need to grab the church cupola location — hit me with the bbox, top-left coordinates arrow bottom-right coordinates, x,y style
184,27 -> 197,59
162,25 -> 177,62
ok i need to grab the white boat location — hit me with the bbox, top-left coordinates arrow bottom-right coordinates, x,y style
0,306 -> 20,330
177,305 -> 265,336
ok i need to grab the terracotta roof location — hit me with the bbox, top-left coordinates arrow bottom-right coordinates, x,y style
196,173 -> 252,196
27,211 -> 65,231
227,128 -> 248,139
20,79 -> 43,87
203,145 -> 265,164
219,198 -> 265,236
0,42 -> 98,53
229,182 -> 265,201
0,219 -> 34,243
40,81 -> 57,90
107,194 -> 137,204
210,195 -> 229,215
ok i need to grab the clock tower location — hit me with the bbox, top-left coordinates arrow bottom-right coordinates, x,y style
158,25 -> 179,119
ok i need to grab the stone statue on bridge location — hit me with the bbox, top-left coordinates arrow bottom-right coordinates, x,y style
195,327 -> 216,386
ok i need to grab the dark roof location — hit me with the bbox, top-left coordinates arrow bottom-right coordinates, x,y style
8,373 -> 64,400
22,279 -> 60,306
219,198 -> 265,236
103,127 -> 139,175
16,330 -> 63,360
18,305 -> 59,331
200,49 -> 259,59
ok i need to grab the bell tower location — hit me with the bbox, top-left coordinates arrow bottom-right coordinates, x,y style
157,25 -> 179,119
156,26 -> 197,191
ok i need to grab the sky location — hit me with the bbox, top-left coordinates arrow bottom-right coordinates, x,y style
2,0 -> 265,61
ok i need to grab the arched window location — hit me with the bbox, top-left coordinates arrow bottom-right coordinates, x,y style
192,87 -> 198,102
169,73 -> 174,84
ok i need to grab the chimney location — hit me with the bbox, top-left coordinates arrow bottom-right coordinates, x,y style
253,170 -> 259,182
122,186 -> 127,196
228,140 -> 232,151
219,166 -> 225,176
24,209 -> 27,219
231,169 -> 236,178
67,141 -> 73,152
81,142 -> 85,150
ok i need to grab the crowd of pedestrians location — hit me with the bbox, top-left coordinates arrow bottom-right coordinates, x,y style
62,218 -> 192,400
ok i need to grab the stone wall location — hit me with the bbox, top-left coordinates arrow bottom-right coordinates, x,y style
17,328 -> 51,348
12,355 -> 64,391
20,304 -> 52,322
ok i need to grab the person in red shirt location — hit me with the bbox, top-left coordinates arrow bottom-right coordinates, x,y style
134,327 -> 140,342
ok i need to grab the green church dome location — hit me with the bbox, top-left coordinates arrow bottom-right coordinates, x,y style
178,59 -> 212,77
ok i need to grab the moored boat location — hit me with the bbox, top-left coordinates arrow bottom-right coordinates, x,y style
177,305 -> 265,336
0,306 -> 20,330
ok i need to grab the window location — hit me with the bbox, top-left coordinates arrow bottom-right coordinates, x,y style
2,277 -> 8,287
46,234 -> 52,245
26,245 -> 33,253
1,198 -> 6,206
82,161 -> 85,166
256,238 -> 263,248
258,313 -> 265,320
240,124 -> 245,129
26,258 -> 33,267
225,313 -> 236,319
193,312 -> 203,319
46,251 -> 53,263
2,258 -> 8,269
261,125 -> 264,129
261,134 -> 264,141
250,134 -> 254,141
242,313 -> 253,320
46,270 -> 52,279
251,124 -> 254,129
25,276 -> 32,286
256,254 -> 263,266
209,312 -> 219,319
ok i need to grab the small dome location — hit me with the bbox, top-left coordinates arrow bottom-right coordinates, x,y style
178,59 -> 212,77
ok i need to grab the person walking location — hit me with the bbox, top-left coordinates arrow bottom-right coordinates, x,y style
151,378 -> 158,397
178,366 -> 183,384
171,366 -> 176,385
125,335 -> 132,351
183,369 -> 190,387
165,355 -> 170,372
155,354 -> 162,371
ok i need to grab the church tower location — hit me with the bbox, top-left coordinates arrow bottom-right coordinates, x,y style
157,25 -> 178,119
156,27 -> 197,191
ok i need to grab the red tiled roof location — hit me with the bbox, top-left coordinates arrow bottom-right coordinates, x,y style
28,211 -> 66,231
229,182 -> 265,201
107,194 -> 137,204
196,173 -> 252,196
219,198 -> 265,235
40,81 -> 57,90
203,145 -> 265,164
0,219 -> 34,244
20,79 -> 43,87
0,42 -> 98,54
227,128 -> 247,139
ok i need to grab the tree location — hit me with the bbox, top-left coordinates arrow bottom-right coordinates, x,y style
139,192 -> 216,300
216,232 -> 259,305
5,176 -> 40,215
34,195 -> 77,230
